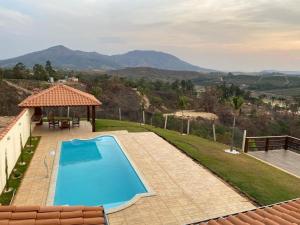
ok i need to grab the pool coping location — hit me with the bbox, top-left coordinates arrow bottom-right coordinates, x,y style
46,134 -> 155,214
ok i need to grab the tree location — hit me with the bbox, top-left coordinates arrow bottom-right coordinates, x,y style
199,86 -> 221,113
138,86 -> 148,122
0,67 -> 3,82
230,96 -> 244,151
171,80 -> 180,91
91,86 -> 102,99
33,64 -> 48,81
178,95 -> 188,134
12,62 -> 28,79
45,60 -> 56,79
186,80 -> 194,93
180,80 -> 186,91
289,103 -> 299,116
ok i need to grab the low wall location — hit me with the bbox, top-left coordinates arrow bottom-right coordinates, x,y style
0,108 -> 34,193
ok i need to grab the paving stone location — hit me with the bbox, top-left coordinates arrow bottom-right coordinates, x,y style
13,122 -> 255,225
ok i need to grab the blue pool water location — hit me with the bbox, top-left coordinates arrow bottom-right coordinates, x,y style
54,136 -> 147,209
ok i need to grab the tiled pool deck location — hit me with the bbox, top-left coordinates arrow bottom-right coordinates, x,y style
13,122 -> 255,225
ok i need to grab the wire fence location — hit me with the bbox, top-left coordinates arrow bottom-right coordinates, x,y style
40,106 -> 244,149
96,108 -> 245,149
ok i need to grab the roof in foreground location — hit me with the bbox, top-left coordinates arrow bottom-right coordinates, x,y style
0,205 -> 105,225
18,84 -> 101,107
189,198 -> 300,225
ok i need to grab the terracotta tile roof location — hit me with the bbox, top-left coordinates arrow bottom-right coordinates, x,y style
0,109 -> 26,141
18,84 -> 101,107
0,116 -> 15,134
189,198 -> 300,225
0,205 -> 106,225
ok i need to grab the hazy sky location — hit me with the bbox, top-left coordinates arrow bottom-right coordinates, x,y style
0,0 -> 299,71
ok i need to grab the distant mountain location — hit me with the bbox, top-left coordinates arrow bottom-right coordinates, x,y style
110,50 -> 210,72
107,67 -> 221,82
0,45 -> 118,70
0,45 -> 213,72
260,70 -> 300,76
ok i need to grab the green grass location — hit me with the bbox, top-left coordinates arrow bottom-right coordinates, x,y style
96,119 -> 300,206
95,119 -> 149,132
0,136 -> 41,205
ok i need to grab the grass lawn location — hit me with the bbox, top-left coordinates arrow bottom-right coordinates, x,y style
0,136 -> 41,205
96,119 -> 300,206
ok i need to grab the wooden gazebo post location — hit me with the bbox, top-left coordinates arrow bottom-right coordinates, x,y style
87,106 -> 90,121
92,106 -> 96,132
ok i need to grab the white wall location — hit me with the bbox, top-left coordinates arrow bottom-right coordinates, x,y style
0,108 -> 35,193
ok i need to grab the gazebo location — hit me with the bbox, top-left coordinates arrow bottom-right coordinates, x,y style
18,84 -> 102,132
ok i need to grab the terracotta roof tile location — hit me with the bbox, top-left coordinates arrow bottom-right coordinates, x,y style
18,84 -> 101,107
0,110 -> 26,141
0,205 -> 106,225
189,198 -> 300,225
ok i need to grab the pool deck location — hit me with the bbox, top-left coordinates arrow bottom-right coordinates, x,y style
13,121 -> 255,225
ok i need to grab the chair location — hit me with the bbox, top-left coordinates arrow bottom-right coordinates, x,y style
48,114 -> 59,129
72,117 -> 80,127
60,119 -> 70,130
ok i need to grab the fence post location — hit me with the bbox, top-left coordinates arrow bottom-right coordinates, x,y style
265,137 -> 269,152
187,119 -> 190,135
284,136 -> 288,150
142,110 -> 145,124
212,123 -> 216,142
118,108 -> 122,121
244,138 -> 249,153
242,130 -> 247,152
164,115 -> 168,129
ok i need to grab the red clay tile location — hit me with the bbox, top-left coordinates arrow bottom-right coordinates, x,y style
11,212 -> 36,220
0,213 -> 11,220
18,84 -> 101,107
9,219 -> 36,225
0,205 -> 105,225
14,206 -> 39,212
39,206 -> 63,212
189,198 -> 300,225
60,218 -> 84,225
83,217 -> 105,224
0,206 -> 16,212
83,210 -> 103,218
35,218 -> 60,225
36,212 -> 60,219
60,211 -> 83,219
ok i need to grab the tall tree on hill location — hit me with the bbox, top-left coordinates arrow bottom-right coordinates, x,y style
45,60 -> 56,79
186,80 -> 194,94
178,95 -> 188,134
230,96 -> 244,151
12,62 -> 29,79
33,64 -> 48,81
180,80 -> 186,91
171,80 -> 180,91
200,86 -> 220,113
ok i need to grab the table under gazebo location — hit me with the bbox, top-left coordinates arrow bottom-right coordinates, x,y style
18,84 -> 102,132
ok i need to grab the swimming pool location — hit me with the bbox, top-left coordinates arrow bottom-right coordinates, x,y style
53,135 -> 149,211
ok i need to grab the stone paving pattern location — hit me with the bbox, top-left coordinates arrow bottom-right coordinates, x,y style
13,122 -> 255,225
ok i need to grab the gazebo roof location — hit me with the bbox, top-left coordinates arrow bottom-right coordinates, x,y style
18,84 -> 101,107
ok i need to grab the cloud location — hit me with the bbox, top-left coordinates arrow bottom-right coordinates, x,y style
0,6 -> 33,33
0,0 -> 299,71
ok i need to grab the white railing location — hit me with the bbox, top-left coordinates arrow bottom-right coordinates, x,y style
0,108 -> 35,193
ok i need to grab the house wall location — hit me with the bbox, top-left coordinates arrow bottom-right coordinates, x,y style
0,108 -> 35,193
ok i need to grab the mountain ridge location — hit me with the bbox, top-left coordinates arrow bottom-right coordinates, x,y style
0,45 -> 213,72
